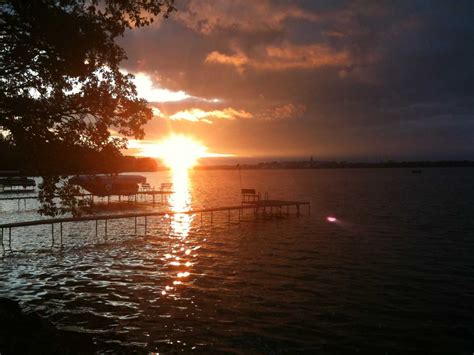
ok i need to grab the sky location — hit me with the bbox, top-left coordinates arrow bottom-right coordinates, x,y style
119,0 -> 474,161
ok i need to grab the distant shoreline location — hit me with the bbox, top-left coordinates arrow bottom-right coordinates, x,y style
195,160 -> 474,170
2,160 -> 474,176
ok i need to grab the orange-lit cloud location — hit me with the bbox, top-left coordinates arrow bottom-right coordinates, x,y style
260,103 -> 306,121
205,43 -> 350,71
205,51 -> 249,68
149,105 -> 304,124
167,108 -> 253,123
177,0 -> 318,35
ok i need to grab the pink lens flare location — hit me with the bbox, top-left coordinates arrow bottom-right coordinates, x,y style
327,216 -> 337,223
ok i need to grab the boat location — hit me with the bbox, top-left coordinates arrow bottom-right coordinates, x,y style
70,174 -> 147,196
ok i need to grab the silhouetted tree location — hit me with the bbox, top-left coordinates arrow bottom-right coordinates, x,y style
0,0 -> 175,215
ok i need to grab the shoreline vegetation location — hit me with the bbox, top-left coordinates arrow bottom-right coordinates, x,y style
1,157 -> 474,176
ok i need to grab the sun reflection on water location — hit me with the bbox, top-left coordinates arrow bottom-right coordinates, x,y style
169,166 -> 193,237
161,165 -> 195,297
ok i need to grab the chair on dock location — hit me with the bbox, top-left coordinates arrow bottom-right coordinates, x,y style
160,183 -> 173,192
140,182 -> 152,191
241,189 -> 261,204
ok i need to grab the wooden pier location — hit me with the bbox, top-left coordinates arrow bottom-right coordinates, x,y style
0,190 -> 174,211
0,200 -> 310,252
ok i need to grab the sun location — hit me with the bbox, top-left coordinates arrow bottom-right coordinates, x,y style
128,135 -> 234,170
139,135 -> 207,170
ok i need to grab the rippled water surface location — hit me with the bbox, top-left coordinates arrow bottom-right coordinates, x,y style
1,168 -> 473,353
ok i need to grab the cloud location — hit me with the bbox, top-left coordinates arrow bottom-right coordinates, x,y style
157,107 -> 253,124
118,1 -> 474,159
132,72 -> 191,102
260,103 -> 306,121
205,51 -> 249,68
176,0 -> 318,35
205,43 -> 349,71
130,71 -> 222,103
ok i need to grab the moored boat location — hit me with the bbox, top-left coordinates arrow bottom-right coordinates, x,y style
70,174 -> 147,196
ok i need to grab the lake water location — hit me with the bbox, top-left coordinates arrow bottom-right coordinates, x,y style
1,168 -> 473,353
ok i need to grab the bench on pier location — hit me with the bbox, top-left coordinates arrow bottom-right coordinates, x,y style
140,182 -> 152,191
160,183 -> 173,192
241,189 -> 261,204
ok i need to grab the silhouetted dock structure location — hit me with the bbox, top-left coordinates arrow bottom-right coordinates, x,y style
0,200 -> 310,252
0,189 -> 174,211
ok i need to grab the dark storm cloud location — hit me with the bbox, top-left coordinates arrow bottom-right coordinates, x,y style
119,0 -> 474,159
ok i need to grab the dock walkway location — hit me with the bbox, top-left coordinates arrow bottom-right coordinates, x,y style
0,200 -> 310,252
0,190 -> 174,211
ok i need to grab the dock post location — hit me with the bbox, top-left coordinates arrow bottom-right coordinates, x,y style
60,223 -> 63,246
51,223 -> 54,247
95,219 -> 98,237
1,228 -> 3,252
119,195 -> 121,203
134,217 -> 137,235
17,199 -> 20,211
144,216 -> 147,235
8,227 -> 12,251
200,212 -> 203,225
105,219 -> 108,239
210,211 -> 213,224
24,199 -> 26,209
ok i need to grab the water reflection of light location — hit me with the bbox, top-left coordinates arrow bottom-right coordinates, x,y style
162,165 -> 196,297
169,166 -> 193,237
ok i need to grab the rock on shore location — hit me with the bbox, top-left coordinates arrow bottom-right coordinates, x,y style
0,298 -> 96,354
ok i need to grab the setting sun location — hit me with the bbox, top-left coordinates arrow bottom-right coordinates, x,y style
129,135 -> 233,170
143,136 -> 205,170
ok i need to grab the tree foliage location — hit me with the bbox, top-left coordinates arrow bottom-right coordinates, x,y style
0,0 -> 175,216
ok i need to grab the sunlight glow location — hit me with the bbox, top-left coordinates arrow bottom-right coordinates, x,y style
149,136 -> 206,170
129,135 -> 233,171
